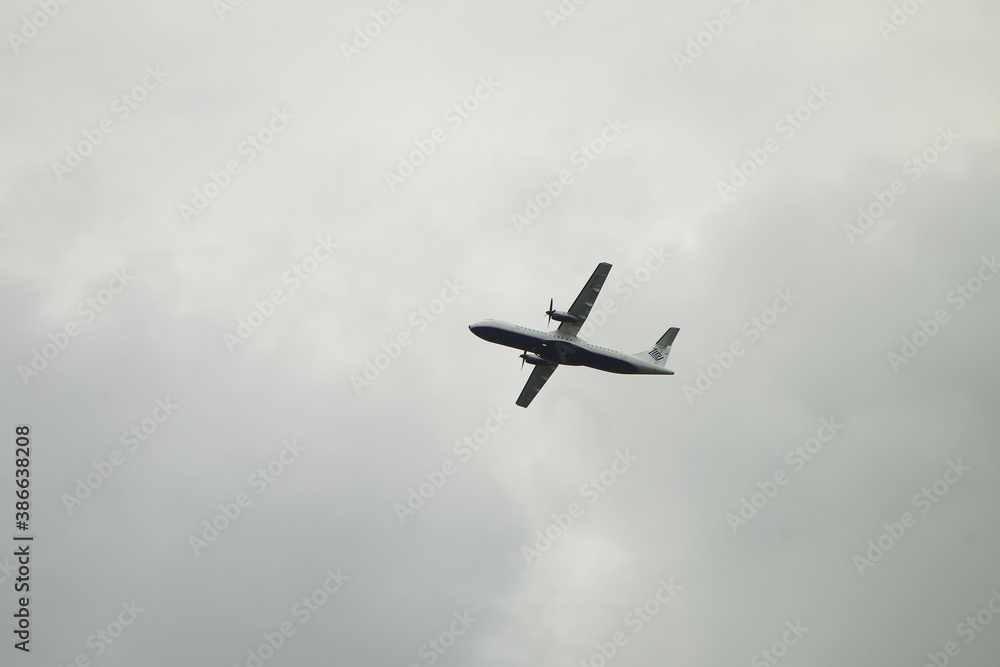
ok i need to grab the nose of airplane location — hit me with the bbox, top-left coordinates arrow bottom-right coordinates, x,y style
468,320 -> 488,338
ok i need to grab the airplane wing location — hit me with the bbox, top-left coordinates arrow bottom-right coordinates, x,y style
557,262 -> 612,337
516,364 -> 557,408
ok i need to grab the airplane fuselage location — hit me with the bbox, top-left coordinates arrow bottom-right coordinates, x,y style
469,319 -> 674,375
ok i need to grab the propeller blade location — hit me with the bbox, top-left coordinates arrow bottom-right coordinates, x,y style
547,297 -> 553,326
520,352 -> 525,371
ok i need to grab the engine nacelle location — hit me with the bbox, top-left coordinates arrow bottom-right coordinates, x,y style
519,352 -> 554,366
546,310 -> 581,323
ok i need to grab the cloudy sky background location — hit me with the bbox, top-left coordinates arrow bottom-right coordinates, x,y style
3,0 -> 1000,665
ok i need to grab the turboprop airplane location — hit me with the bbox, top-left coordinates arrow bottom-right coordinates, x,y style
469,262 -> 679,407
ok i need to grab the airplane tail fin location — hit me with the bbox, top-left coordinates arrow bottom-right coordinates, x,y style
633,327 -> 679,367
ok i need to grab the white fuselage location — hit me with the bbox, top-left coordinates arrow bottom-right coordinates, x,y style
468,319 -> 673,375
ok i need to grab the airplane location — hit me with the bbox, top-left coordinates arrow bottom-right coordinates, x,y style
469,262 -> 679,407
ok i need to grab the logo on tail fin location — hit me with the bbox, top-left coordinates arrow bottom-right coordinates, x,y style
648,349 -> 664,361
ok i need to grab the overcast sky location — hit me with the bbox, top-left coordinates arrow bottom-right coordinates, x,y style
3,1 -> 1000,665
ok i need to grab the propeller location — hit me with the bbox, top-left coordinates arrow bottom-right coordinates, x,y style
520,351 -> 527,371
546,297 -> 554,327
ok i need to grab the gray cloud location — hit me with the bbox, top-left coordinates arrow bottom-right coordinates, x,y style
2,1 -> 999,665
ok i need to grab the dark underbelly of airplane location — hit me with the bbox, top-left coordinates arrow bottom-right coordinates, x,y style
547,346 -> 638,373
477,327 -> 638,373
475,327 -> 548,354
